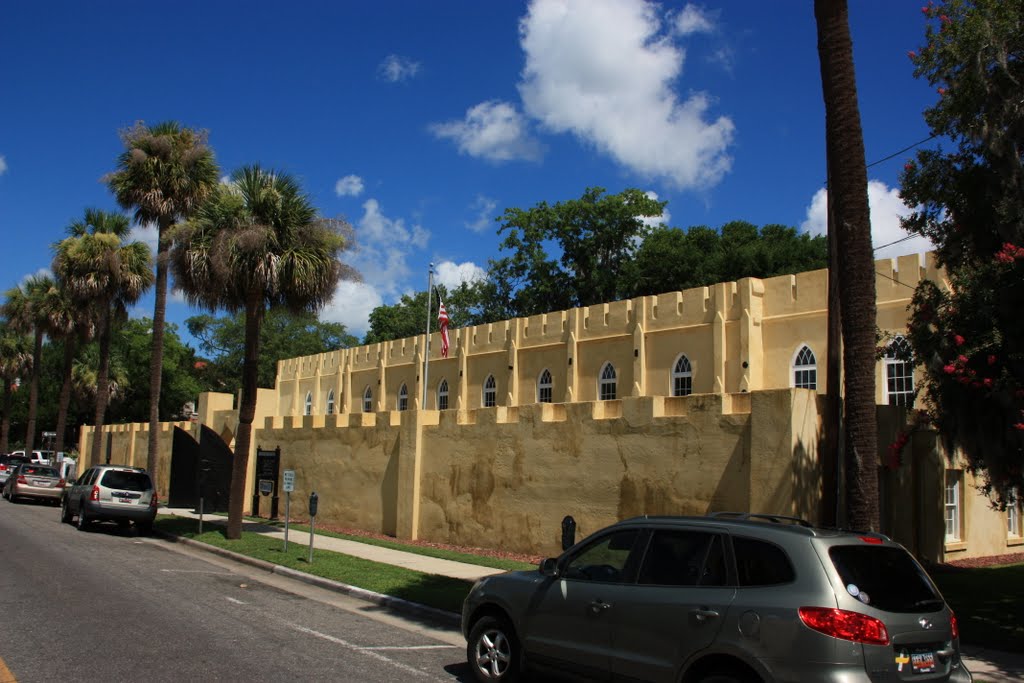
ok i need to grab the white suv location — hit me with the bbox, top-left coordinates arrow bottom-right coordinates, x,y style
61,465 -> 157,533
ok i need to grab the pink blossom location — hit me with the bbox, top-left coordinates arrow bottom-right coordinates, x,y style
938,87 -> 947,96
983,378 -> 993,388
954,334 -> 965,346
957,354 -> 968,364
907,51 -> 917,60
943,364 -> 956,375
1014,423 -> 1024,431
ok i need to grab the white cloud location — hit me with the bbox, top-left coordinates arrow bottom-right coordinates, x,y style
378,54 -> 421,82
219,174 -> 231,185
20,267 -> 52,285
518,0 -> 734,189
435,260 -> 487,291
0,155 -> 7,175
430,100 -> 543,162
465,195 -> 498,233
335,174 -> 365,197
640,190 -> 671,228
129,221 -> 159,256
673,3 -> 715,36
801,180 -> 934,259
358,198 -> 429,247
319,280 -> 383,336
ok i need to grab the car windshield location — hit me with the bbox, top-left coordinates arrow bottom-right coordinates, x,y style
100,470 -> 151,492
829,545 -> 943,613
22,466 -> 59,477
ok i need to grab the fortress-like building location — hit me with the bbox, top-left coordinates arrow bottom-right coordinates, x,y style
83,253 -> 1022,561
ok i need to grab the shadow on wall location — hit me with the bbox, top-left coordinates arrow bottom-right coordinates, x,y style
381,436 -> 399,537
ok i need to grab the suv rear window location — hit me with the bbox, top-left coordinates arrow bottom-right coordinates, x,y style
99,470 -> 152,492
829,545 -> 943,613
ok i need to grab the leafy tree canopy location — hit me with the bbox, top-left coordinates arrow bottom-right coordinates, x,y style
187,308 -> 357,392
902,0 -> 1024,505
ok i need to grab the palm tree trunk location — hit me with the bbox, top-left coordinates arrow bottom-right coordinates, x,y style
1,380 -> 12,453
815,0 -> 879,531
146,218 -> 171,483
54,337 -> 77,456
90,307 -> 113,468
24,329 -> 43,454
226,292 -> 264,540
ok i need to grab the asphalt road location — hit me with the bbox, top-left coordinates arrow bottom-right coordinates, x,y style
0,498 -> 475,682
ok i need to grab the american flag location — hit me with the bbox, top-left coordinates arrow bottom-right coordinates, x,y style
438,298 -> 450,358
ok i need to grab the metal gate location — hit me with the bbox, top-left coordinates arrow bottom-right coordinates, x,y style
168,425 -> 233,513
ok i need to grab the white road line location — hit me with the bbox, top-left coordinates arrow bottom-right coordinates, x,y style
159,569 -> 236,575
225,597 -> 247,605
289,624 -> 444,680
362,645 -> 458,651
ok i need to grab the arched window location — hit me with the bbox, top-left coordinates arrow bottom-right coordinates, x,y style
483,375 -> 497,408
537,369 -> 553,403
599,362 -> 617,401
304,391 -> 313,416
793,345 -> 817,390
672,355 -> 693,397
438,379 -> 449,411
362,386 -> 373,413
397,383 -> 409,411
326,389 -> 335,415
884,336 -> 915,407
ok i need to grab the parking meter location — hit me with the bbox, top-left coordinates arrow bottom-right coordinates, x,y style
561,515 -> 577,550
309,491 -> 319,517
307,492 -> 319,564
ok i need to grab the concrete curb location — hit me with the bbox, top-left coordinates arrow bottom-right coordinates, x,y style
154,531 -> 461,630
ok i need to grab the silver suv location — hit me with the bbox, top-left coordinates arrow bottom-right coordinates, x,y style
462,513 -> 972,683
61,465 -> 157,534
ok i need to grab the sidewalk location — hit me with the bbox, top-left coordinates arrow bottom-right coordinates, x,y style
160,507 -> 1022,682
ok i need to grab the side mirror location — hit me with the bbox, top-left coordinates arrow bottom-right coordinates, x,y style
539,557 -> 559,577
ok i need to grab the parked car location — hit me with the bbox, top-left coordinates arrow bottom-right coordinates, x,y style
462,512 -> 972,683
2,463 -> 64,504
61,465 -> 157,533
0,454 -> 33,488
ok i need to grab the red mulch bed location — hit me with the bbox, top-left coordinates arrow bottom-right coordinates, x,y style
939,551 -> 1024,569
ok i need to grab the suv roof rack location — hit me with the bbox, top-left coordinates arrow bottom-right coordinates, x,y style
707,511 -> 814,528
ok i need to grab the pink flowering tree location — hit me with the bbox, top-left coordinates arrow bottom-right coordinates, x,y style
900,0 -> 1024,506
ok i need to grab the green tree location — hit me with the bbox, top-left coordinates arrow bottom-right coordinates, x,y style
170,165 -> 354,539
53,209 -> 154,467
187,309 -> 356,393
902,0 -> 1024,505
40,278 -> 93,455
2,274 -> 59,454
106,121 -> 219,478
490,187 -> 665,318
0,322 -> 32,453
815,0 -> 879,530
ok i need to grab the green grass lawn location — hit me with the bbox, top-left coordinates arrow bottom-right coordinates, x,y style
930,562 -> 1024,653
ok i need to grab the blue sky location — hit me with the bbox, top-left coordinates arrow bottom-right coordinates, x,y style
0,0 -> 938,343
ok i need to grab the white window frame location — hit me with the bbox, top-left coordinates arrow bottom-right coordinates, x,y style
884,335 -> 915,407
362,386 -> 373,413
538,369 -> 553,403
438,379 -> 449,411
326,389 -> 335,415
1009,490 -> 1021,539
483,375 -> 497,408
304,391 -> 313,416
792,344 -> 817,390
397,383 -> 408,411
945,470 -> 962,542
599,362 -> 617,401
672,354 -> 693,397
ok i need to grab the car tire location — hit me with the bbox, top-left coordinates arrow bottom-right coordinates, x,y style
697,668 -> 756,683
136,521 -> 153,536
76,506 -> 91,531
467,615 -> 520,683
60,498 -> 73,524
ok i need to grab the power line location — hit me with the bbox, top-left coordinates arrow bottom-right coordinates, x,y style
866,134 -> 939,170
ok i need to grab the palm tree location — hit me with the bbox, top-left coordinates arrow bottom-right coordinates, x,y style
3,274 -> 57,454
0,321 -> 32,453
106,121 -> 218,480
814,0 -> 879,530
47,262 -> 96,457
53,209 -> 154,468
171,165 -> 354,539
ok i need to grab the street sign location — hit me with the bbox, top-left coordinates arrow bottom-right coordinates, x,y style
42,431 -> 56,437
282,469 -> 295,493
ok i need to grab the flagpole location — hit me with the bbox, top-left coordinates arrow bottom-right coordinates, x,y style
422,263 -> 434,410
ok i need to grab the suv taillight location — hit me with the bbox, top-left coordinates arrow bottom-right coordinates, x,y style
90,485 -> 100,501
58,478 -> 66,488
150,491 -> 159,508
799,607 -> 890,645
950,610 -> 959,639
17,475 -> 27,484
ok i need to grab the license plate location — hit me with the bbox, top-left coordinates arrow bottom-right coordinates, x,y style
911,651 -> 936,674
33,479 -> 53,487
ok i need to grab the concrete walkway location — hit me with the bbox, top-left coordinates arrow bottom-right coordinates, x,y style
160,507 -> 1022,682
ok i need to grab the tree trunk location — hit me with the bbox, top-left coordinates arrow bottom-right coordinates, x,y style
54,337 -> 77,456
226,291 -> 264,540
0,380 -> 12,453
90,307 -> 113,468
146,217 -> 171,483
24,328 -> 43,454
815,0 -> 879,531
823,169 -> 843,528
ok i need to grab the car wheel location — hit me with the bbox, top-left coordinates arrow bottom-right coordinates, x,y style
76,506 -> 91,531
697,668 -> 756,683
60,498 -> 73,524
467,615 -> 520,682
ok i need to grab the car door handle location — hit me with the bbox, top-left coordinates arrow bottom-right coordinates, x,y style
692,608 -> 720,622
589,599 -> 612,614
